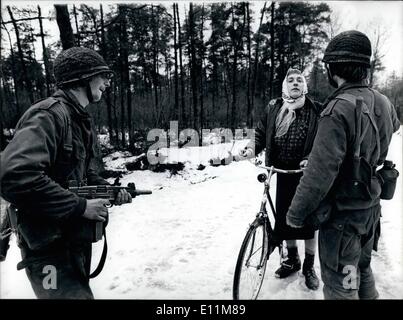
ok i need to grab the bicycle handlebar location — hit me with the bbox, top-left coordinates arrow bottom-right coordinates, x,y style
257,165 -> 303,174
249,159 -> 303,174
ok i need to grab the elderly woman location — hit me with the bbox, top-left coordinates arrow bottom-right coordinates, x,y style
240,68 -> 323,290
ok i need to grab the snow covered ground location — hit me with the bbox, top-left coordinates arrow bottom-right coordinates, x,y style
1,128 -> 402,299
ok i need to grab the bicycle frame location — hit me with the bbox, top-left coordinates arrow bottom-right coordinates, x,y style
255,165 -> 303,260
233,162 -> 303,300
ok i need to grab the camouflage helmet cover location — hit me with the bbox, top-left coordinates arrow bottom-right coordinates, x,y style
53,47 -> 113,86
323,30 -> 372,67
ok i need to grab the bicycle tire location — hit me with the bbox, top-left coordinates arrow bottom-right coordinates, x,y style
233,217 -> 269,300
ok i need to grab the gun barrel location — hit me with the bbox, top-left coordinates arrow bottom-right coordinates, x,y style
134,189 -> 152,195
69,185 -> 152,199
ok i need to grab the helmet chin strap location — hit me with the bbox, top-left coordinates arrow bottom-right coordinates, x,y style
326,65 -> 339,89
85,81 -> 94,103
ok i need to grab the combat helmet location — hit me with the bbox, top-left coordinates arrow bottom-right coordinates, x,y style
323,30 -> 372,67
53,47 -> 113,86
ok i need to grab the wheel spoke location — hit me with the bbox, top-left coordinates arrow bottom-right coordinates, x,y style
233,222 -> 269,300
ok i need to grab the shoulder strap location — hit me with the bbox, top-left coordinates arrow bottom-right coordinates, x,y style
367,90 -> 381,163
321,99 -> 339,117
46,98 -> 73,152
344,92 -> 380,164
353,97 -> 364,158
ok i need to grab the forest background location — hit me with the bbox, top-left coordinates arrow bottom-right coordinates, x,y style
1,1 -> 402,159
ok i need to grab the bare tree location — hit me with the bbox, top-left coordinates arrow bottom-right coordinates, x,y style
72,5 -> 81,46
173,4 -> 179,121
251,2 -> 267,125
246,2 -> 252,127
269,2 -> 275,99
230,3 -> 246,132
7,6 -> 34,103
176,4 -> 186,128
1,22 -> 21,116
327,8 -> 342,39
369,25 -> 388,86
37,5 -> 51,96
188,3 -> 198,132
199,4 -> 205,134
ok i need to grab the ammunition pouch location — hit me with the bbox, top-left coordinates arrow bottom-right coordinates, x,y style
65,217 -> 107,244
335,157 -> 375,201
64,217 -> 108,279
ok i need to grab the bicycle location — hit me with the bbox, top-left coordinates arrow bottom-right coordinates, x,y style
232,161 -> 303,300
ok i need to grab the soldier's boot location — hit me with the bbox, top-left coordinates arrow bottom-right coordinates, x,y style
302,253 -> 320,290
275,247 -> 301,278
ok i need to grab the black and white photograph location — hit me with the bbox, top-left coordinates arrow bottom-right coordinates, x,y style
0,0 -> 402,304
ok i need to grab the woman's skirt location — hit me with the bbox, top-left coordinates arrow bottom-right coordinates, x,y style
273,172 -> 315,240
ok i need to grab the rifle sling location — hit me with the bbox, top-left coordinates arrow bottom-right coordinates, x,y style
89,227 -> 108,279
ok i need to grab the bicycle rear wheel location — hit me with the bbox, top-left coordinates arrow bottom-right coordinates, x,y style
233,218 -> 269,300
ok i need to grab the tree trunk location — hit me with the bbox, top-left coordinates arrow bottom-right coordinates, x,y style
246,2 -> 252,128
173,4 -> 179,121
73,5 -> 80,46
2,23 -> 21,118
118,6 -> 127,148
100,4 -> 115,147
151,5 -> 160,127
211,56 -> 217,127
251,2 -> 267,125
189,3 -> 198,133
199,5 -> 205,137
176,4 -> 186,128
121,6 -> 132,150
38,6 -> 51,96
269,2 -> 275,99
223,56 -> 231,128
54,5 -> 75,49
113,82 -> 119,146
231,3 -> 246,132
83,5 -> 101,47
0,74 -> 5,150
7,6 -> 34,104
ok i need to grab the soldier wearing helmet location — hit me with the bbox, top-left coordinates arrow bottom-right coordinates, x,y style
1,47 -> 131,299
284,30 -> 400,299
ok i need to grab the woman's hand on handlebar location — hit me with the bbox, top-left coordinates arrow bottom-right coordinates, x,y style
239,147 -> 254,158
299,159 -> 308,169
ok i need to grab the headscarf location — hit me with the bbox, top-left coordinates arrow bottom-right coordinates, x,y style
275,68 -> 308,138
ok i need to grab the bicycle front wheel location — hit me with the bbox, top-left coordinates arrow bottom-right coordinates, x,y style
233,218 -> 269,300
